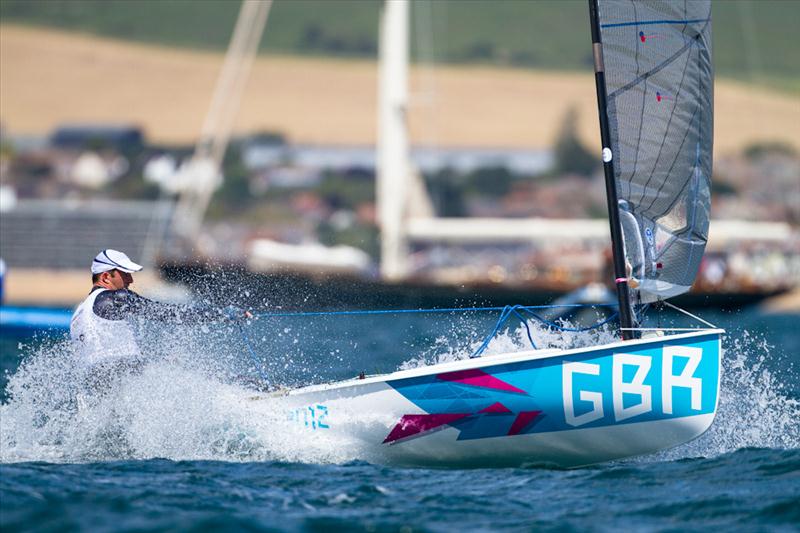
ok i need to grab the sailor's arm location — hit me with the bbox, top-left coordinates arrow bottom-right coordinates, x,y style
93,289 -> 241,324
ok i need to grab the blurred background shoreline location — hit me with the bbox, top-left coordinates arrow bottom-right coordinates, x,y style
2,25 -> 799,151
1,0 -> 798,315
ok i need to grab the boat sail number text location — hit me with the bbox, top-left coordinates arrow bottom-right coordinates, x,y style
563,346 -> 703,427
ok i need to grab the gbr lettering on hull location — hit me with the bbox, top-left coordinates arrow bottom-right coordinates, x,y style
562,346 -> 703,427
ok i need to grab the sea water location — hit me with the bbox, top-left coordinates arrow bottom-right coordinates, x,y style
1,307 -> 798,531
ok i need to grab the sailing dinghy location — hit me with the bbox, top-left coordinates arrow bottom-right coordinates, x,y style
252,0 -> 721,467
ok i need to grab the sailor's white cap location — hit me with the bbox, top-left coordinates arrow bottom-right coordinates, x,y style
91,249 -> 143,274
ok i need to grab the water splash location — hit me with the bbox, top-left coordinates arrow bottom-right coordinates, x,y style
0,321 -> 391,465
399,318 -> 619,370
653,329 -> 800,461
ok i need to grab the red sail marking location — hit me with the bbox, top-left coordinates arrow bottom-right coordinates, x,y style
639,32 -> 661,43
508,410 -> 542,436
383,413 -> 471,444
436,369 -> 527,394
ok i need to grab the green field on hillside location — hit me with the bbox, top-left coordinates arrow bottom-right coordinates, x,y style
1,0 -> 798,89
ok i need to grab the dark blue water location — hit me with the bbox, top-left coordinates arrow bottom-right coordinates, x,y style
2,449 -> 799,532
2,307 -> 799,531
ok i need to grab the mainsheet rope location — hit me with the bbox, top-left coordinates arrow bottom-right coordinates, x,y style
468,304 -> 619,357
251,303 -> 616,319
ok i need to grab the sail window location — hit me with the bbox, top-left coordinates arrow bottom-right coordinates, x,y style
657,198 -> 688,233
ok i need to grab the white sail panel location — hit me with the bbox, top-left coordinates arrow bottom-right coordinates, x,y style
598,0 -> 713,301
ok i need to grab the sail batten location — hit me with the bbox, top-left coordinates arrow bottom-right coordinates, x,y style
597,0 -> 713,302
600,18 -> 710,29
600,17 -> 711,29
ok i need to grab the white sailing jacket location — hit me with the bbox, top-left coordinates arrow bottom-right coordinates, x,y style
71,286 -> 225,366
71,288 -> 141,365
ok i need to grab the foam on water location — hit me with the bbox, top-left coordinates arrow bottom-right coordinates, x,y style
399,317 -> 619,370
0,322 -> 285,463
1,319 -> 797,465
652,329 -> 800,461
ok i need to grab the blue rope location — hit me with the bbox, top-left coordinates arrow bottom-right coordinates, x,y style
470,305 -> 531,358
470,304 -> 620,358
514,307 -> 620,333
254,303 -> 616,319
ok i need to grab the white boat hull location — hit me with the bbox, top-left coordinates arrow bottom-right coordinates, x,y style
254,329 -> 723,467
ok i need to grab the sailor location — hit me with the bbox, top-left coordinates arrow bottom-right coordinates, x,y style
70,249 -> 248,391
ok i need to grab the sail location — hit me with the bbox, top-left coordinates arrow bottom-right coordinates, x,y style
597,0 -> 713,302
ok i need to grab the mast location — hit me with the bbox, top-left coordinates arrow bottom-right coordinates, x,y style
172,0 -> 272,242
377,0 -> 411,281
588,0 -> 636,340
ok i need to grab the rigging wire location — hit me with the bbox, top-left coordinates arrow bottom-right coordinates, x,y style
660,300 -> 718,328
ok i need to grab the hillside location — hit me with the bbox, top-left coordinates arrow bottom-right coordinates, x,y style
1,0 -> 798,90
1,25 -> 798,153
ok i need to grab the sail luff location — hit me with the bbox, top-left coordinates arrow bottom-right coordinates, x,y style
595,0 -> 714,304
588,0 -> 637,340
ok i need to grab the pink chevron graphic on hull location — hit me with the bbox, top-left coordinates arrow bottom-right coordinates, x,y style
383,402 -> 543,444
479,402 -> 513,414
383,413 -> 471,444
436,369 -> 526,394
508,410 -> 543,435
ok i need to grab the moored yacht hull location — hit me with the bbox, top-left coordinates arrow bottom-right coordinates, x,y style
271,329 -> 722,467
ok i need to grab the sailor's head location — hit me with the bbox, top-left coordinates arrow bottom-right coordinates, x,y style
91,249 -> 143,290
